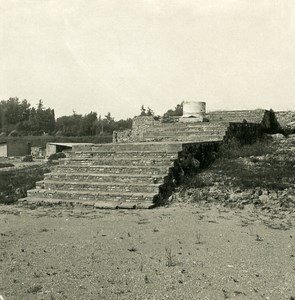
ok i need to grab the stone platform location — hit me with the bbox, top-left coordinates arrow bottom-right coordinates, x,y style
20,109 -> 281,209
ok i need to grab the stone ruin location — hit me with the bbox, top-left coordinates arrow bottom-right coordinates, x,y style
20,102 -> 285,209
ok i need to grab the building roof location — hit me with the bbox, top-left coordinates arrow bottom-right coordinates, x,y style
47,143 -> 93,147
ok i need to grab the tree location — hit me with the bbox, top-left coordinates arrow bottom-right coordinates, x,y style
80,112 -> 98,136
163,102 -> 183,117
140,105 -> 146,116
31,100 -> 55,135
0,97 -> 31,134
101,112 -> 115,135
56,114 -> 82,136
24,100 -> 55,135
140,105 -> 154,116
3,97 -> 21,125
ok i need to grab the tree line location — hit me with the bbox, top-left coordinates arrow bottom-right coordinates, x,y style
0,98 -> 183,137
0,97 -> 132,137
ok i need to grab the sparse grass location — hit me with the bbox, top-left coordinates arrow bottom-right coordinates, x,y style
256,234 -> 263,242
26,285 -> 42,294
128,246 -> 137,252
165,247 -> 175,267
210,157 -> 294,190
187,140 -> 294,191
218,140 -> 275,159
144,275 -> 149,283
196,230 -> 202,244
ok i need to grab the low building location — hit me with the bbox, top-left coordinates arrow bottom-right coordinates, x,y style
46,142 -> 75,157
0,140 -> 31,157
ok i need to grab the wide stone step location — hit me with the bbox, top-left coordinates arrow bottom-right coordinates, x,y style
89,142 -> 184,152
143,130 -> 226,138
208,117 -> 263,123
146,125 -> 228,134
66,150 -> 178,159
207,110 -> 265,123
59,157 -> 175,166
27,188 -> 156,202
140,135 -> 224,142
45,172 -> 165,184
39,180 -> 161,193
56,164 -> 169,175
19,197 -> 155,209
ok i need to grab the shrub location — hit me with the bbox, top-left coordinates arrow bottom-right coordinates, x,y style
47,152 -> 66,160
0,165 -> 50,204
0,163 -> 15,168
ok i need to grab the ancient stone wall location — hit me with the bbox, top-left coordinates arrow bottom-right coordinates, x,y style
113,116 -> 159,143
131,116 -> 160,140
113,129 -> 132,143
224,123 -> 264,145
153,141 -> 221,206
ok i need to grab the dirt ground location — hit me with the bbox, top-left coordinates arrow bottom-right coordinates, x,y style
0,203 -> 294,300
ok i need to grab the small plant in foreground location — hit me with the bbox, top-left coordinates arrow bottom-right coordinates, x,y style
26,285 -> 42,294
165,247 -> 175,267
196,230 -> 202,244
128,246 -> 137,252
256,234 -> 263,241
144,275 -> 149,283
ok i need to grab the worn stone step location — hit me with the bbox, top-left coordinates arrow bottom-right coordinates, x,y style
146,126 -> 228,134
20,197 -> 155,209
66,150 -> 178,159
207,110 -> 265,123
59,157 -> 175,166
88,142 -> 184,152
152,122 -> 228,129
56,164 -> 169,175
140,135 -> 224,142
45,172 -> 165,184
142,130 -> 226,139
39,180 -> 161,193
27,188 -> 156,202
143,130 -> 225,138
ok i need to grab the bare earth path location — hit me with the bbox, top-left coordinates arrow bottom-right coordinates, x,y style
0,204 -> 294,300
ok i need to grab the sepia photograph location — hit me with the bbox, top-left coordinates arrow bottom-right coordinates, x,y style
0,0 -> 294,299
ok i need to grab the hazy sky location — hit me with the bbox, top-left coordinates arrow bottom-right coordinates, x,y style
0,0 -> 294,119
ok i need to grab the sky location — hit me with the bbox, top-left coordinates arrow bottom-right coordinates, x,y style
0,0 -> 294,120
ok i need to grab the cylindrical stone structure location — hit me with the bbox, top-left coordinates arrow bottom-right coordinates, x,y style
182,101 -> 206,119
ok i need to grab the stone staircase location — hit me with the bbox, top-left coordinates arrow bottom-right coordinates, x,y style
206,109 -> 266,123
23,142 -> 187,208
139,123 -> 228,142
21,109 -> 275,209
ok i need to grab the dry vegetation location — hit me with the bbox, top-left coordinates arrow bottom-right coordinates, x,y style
177,135 -> 295,215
